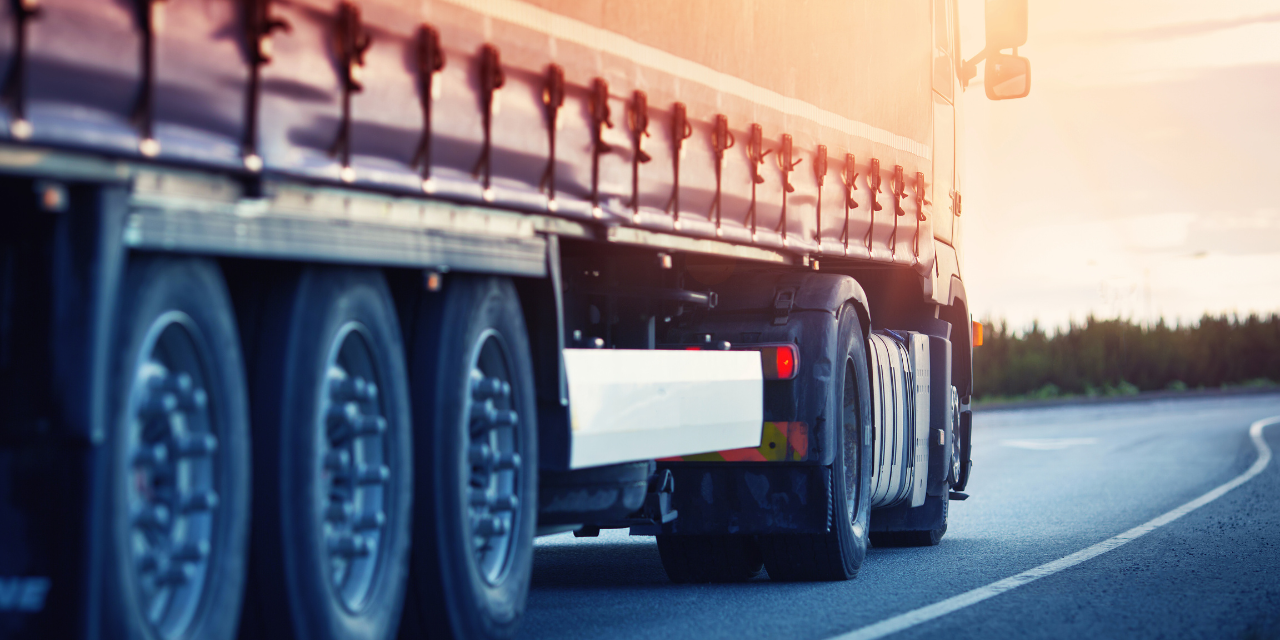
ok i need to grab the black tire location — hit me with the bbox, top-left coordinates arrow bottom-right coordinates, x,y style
102,256 -> 250,640
243,267 -> 413,640
401,276 -> 538,640
656,535 -> 764,583
760,304 -> 872,581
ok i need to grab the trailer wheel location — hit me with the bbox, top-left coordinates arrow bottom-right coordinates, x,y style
103,256 -> 250,640
656,535 -> 764,583
401,276 -> 537,640
760,304 -> 872,581
243,267 -> 413,640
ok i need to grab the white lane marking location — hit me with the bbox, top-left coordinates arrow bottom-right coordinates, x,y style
1000,437 -> 1098,451
832,415 -> 1280,640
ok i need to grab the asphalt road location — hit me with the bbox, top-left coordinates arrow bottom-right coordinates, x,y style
518,393 -> 1280,640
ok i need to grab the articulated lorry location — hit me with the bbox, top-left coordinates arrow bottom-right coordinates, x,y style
0,0 -> 1029,638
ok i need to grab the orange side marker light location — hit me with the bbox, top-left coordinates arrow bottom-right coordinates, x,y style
972,320 -> 984,347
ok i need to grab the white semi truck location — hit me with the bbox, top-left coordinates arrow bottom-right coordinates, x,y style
0,1 -> 1028,638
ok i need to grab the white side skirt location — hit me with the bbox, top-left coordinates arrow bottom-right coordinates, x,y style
563,349 -> 764,469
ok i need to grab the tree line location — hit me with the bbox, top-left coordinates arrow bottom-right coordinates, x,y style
973,314 -> 1280,401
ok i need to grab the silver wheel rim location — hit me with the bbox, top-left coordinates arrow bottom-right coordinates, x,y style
319,322 -> 390,612
125,311 -> 218,639
464,330 -> 523,585
843,357 -> 861,531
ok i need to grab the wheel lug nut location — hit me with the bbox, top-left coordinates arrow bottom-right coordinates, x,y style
324,450 -> 351,471
172,541 -> 210,562
469,443 -> 493,467
330,534 -> 371,557
174,433 -> 217,457
181,491 -> 219,513
495,452 -> 521,471
132,443 -> 168,467
354,416 -> 387,437
180,387 -> 208,411
473,376 -> 509,399
470,399 -> 497,425
326,502 -> 354,523
493,410 -> 518,428
475,516 -> 508,537
356,464 -> 390,485
142,393 -> 179,417
354,511 -> 386,531
135,504 -> 171,529
328,402 -> 360,426
490,495 -> 519,511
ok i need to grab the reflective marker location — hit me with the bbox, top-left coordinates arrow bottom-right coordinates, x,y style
758,344 -> 799,380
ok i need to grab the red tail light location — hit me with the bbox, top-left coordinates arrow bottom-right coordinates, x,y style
758,344 -> 799,380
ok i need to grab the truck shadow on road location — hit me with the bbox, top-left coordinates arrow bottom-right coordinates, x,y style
529,538 -> 982,589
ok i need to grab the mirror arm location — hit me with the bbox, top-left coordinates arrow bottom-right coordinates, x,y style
961,47 -> 990,87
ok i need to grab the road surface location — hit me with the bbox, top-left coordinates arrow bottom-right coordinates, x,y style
518,393 -> 1280,640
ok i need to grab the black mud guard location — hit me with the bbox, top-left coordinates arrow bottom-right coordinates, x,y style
926,335 -> 954,497
665,269 -> 870,468
654,463 -> 832,535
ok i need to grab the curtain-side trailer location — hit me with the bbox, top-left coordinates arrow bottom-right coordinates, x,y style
0,0 -> 1029,638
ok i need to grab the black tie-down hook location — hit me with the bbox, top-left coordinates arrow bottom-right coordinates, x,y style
626,90 -> 652,220
329,0 -> 372,183
411,24 -> 445,189
538,64 -> 565,208
3,0 -> 41,140
242,0 -> 291,172
812,145 -> 828,245
666,102 -> 694,228
588,77 -> 613,217
472,44 -> 504,200
839,153 -> 859,252
863,158 -> 882,252
744,123 -> 771,239
888,164 -> 907,254
710,114 -> 735,235
774,134 -> 802,245
913,171 -> 929,260
132,0 -> 169,157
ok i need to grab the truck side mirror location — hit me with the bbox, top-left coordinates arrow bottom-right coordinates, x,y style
985,53 -> 1030,100
985,0 -> 1027,50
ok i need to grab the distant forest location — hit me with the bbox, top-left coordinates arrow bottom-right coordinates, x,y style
973,314 -> 1280,402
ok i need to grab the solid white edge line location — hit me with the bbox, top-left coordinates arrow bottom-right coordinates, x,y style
831,415 -> 1280,640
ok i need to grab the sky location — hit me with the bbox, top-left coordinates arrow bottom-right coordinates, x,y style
957,0 -> 1280,331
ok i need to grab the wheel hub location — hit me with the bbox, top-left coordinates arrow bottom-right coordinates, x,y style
319,324 -> 390,612
466,333 -> 522,585
126,315 -> 218,639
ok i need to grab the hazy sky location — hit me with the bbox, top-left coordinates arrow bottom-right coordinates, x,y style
957,0 -> 1280,330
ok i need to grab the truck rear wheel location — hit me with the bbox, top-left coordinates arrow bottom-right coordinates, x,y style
243,267 -> 413,640
760,305 -> 872,581
656,535 -> 764,583
401,276 -> 538,640
103,256 -> 250,640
